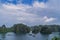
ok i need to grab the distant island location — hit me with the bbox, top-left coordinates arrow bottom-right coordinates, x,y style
0,23 -> 60,34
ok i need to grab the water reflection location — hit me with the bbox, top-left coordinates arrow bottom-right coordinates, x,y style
1,33 -> 6,40
0,32 -> 59,40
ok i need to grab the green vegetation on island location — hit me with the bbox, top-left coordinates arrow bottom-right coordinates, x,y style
12,24 -> 30,34
52,37 -> 60,40
0,24 -> 60,34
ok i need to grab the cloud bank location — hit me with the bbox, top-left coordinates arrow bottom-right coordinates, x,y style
0,0 -> 59,27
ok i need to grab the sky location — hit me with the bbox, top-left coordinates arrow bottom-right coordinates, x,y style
0,0 -> 60,27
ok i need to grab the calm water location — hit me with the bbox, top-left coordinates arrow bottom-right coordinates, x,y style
0,32 -> 59,40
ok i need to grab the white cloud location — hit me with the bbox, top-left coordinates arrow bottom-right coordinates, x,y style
33,1 -> 47,8
2,1 -> 48,10
43,16 -> 56,23
3,3 -> 32,11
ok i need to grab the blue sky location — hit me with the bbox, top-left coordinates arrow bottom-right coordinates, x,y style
0,0 -> 60,27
